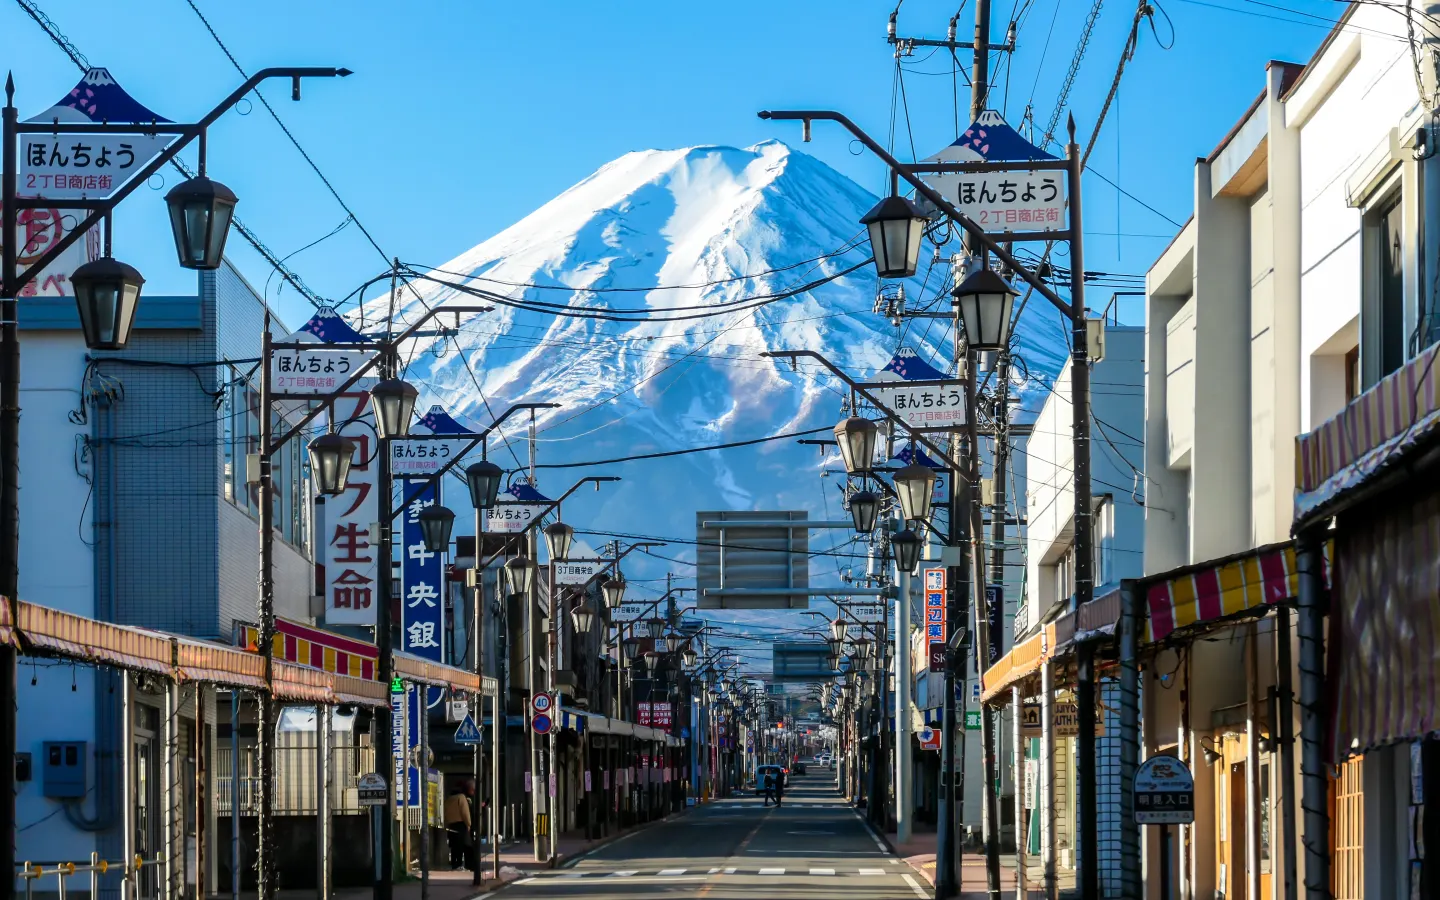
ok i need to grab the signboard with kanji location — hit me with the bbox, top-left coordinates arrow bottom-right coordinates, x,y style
868,349 -> 966,431
270,346 -> 373,397
637,702 -> 673,729
1134,755 -> 1195,825
925,568 -> 947,672
918,110 -> 1066,242
19,69 -> 173,203
554,540 -> 604,586
1019,700 -> 1107,738
401,479 -> 445,660
485,481 -> 552,534
389,436 -> 475,477
0,201 -> 98,298
323,392 -> 379,626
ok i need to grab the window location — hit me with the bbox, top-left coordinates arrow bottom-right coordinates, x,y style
1094,498 -> 1114,586
1362,194 -> 1406,388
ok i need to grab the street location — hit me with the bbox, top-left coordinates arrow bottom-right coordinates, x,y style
487,772 -> 926,900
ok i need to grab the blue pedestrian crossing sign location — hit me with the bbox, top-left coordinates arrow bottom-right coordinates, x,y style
453,713 -> 482,745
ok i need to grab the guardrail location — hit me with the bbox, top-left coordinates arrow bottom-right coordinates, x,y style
18,852 -> 163,900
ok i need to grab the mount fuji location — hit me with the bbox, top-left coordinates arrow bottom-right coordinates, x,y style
371,139 -> 1067,591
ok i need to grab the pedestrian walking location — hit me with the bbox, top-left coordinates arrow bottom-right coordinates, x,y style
762,769 -> 776,807
775,769 -> 786,808
444,777 -> 474,869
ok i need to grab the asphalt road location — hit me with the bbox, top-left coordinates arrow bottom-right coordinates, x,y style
482,770 -> 927,900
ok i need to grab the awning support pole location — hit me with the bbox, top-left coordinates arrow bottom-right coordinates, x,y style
1295,529 -> 1329,900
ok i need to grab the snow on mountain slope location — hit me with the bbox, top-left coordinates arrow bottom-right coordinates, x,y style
374,140 -> 1067,591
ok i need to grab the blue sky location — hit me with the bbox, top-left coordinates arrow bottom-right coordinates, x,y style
4,0 -> 1354,327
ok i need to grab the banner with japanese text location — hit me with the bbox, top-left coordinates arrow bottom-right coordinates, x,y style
323,392 -> 379,626
402,477 -> 445,806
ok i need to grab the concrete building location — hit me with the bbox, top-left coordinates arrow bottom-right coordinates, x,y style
1018,325 -> 1146,890
1138,4 -> 1431,894
15,262 -> 315,894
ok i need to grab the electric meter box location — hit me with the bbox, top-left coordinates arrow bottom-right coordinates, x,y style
42,740 -> 86,799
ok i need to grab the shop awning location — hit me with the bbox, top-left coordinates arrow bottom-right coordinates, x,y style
332,673 -> 389,708
18,601 -> 175,675
1144,540 -> 1320,643
273,661 -> 334,704
559,708 -> 588,733
1330,480 -> 1440,760
1295,340 -> 1440,526
981,623 -> 1055,704
392,653 -> 496,697
239,617 -> 378,680
175,640 -> 265,690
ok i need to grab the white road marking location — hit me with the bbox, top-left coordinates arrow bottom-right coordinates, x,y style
515,876 -> 705,885
809,868 -> 836,875
609,870 -> 637,877
902,873 -> 928,898
513,877 -> 535,885
559,873 -> 583,878
707,867 -> 721,874
658,868 -> 687,876
723,867 -> 738,874
858,867 -> 887,875
758,867 -> 786,875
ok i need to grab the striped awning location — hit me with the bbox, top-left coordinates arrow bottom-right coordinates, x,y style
393,653 -> 494,696
333,674 -> 389,708
1144,541 -> 1326,643
1295,340 -> 1440,524
559,708 -> 588,733
18,602 -> 174,675
981,623 -> 1055,704
176,641 -> 265,689
239,617 -> 378,680
273,662 -> 335,704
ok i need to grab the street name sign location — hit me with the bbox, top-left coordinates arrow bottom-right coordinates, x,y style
1134,755 -> 1195,825
867,348 -> 966,431
554,539 -> 604,586
357,771 -> 387,806
389,436 -> 476,477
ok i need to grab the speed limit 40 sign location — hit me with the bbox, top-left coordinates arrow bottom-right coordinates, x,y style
531,692 -> 554,715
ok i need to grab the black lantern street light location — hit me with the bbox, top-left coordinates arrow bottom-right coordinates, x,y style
543,521 -> 574,562
417,505 -> 455,555
71,257 -> 146,351
953,267 -> 1020,352
831,617 -> 849,643
502,556 -> 536,597
622,638 -> 642,663
572,602 -> 596,635
602,578 -> 627,610
643,651 -> 661,675
683,647 -> 698,668
833,416 -> 878,475
892,464 -> 936,524
892,528 -> 922,575
848,489 -> 880,534
369,379 -> 419,439
859,194 -> 929,279
465,460 -> 504,511
164,175 -> 239,271
645,618 -> 665,640
307,432 -> 355,496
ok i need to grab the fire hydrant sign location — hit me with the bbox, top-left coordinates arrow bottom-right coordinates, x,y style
1134,755 -> 1195,825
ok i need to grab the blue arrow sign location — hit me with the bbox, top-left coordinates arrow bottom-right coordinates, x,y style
454,713 -> 482,745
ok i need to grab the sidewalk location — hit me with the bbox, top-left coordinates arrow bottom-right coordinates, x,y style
883,827 -> 1075,899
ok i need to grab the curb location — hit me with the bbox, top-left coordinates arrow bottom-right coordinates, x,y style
853,816 -> 939,888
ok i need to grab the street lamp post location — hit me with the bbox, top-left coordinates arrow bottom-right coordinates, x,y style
760,108 -> 1095,900
0,68 -> 350,900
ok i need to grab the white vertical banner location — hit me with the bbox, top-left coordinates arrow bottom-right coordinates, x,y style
323,392 -> 380,625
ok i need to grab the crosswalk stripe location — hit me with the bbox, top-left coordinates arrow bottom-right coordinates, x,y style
707,867 -> 721,874
723,867 -> 738,874
758,867 -> 785,875
809,868 -> 835,875
658,869 -> 687,876
858,867 -> 887,876
610,871 -> 636,877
